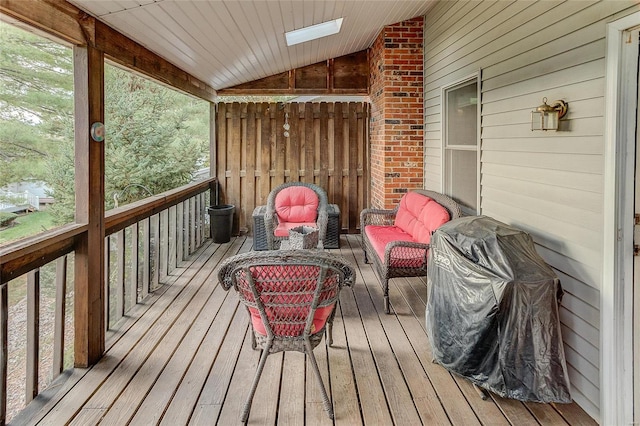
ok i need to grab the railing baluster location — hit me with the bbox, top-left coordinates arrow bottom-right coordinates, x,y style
204,192 -> 209,241
129,223 -> 139,308
202,192 -> 209,242
176,201 -> 184,264
150,214 -> 160,291
116,229 -> 125,318
26,269 -> 40,403
168,205 -> 177,274
104,238 -> 110,330
141,218 -> 150,299
159,209 -> 168,281
0,180 -> 214,418
53,256 -> 67,378
183,201 -> 189,257
195,194 -> 201,248
189,197 -> 196,253
0,281 -> 8,425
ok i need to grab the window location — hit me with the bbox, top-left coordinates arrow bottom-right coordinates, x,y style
442,75 -> 480,215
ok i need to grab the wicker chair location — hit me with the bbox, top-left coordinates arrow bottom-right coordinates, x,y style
264,182 -> 329,250
218,250 -> 355,422
360,189 -> 462,314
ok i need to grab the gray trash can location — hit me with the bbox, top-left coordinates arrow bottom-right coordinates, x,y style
208,204 -> 235,243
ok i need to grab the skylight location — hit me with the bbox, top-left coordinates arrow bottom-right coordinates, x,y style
285,18 -> 344,46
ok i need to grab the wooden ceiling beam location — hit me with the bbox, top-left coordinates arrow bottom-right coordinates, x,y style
218,50 -> 369,96
0,0 -> 216,101
0,0 -> 91,45
94,21 -> 215,101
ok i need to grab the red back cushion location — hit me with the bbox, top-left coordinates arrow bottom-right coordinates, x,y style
275,186 -> 319,223
394,192 -> 450,243
236,264 -> 339,337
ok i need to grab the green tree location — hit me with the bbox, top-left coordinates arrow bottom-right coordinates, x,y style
47,66 -> 210,223
1,23 -> 210,226
0,23 -> 73,186
102,65 -> 209,209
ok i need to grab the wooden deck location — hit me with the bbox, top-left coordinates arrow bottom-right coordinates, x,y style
15,235 -> 597,425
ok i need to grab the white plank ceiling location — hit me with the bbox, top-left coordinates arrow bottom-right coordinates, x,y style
67,0 -> 434,91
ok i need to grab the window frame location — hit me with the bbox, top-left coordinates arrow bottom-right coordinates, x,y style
441,72 -> 481,216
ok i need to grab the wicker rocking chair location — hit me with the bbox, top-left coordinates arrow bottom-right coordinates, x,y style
218,250 -> 355,422
264,182 -> 329,250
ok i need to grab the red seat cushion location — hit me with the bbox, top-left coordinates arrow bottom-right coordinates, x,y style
274,221 -> 318,237
364,225 -> 427,268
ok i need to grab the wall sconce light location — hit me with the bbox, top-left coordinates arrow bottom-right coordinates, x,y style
531,97 -> 568,131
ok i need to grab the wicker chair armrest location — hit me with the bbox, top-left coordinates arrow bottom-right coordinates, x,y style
263,211 -> 279,249
360,208 -> 397,228
383,240 -> 430,266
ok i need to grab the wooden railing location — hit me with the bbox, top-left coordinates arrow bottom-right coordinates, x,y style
0,178 -> 214,424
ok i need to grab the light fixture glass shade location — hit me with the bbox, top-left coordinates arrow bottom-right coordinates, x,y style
531,110 -> 559,131
531,98 -> 567,131
285,18 -> 343,46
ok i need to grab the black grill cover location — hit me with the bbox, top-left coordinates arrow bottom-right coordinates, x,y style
426,216 -> 571,403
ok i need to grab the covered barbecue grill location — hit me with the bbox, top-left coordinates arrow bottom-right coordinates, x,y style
426,215 -> 571,403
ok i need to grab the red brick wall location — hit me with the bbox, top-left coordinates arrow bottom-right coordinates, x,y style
369,16 -> 424,209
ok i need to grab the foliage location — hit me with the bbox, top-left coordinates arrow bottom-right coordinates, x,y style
0,24 -> 73,187
1,23 -> 210,226
102,66 -> 209,209
46,66 -> 210,223
0,212 -> 18,227
45,139 -> 76,223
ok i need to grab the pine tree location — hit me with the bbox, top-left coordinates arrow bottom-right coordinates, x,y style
0,23 -> 209,225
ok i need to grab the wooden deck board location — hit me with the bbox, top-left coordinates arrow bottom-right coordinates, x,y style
18,234 -> 596,426
129,289 -> 238,425
336,276 -> 395,424
305,340 -> 333,425
97,272 -> 227,424
328,304 -> 362,426
350,262 -> 424,425
348,235 -> 482,425
184,311 -> 248,426
277,352 -> 305,425
341,240 -> 451,424
454,377 -> 511,426
28,241 -> 225,425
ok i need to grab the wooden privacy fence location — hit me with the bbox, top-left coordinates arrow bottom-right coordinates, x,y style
215,102 -> 370,236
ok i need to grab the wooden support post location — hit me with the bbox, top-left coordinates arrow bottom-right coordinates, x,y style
73,44 -> 105,367
209,102 -> 217,240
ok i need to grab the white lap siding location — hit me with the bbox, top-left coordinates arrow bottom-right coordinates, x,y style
422,0 -> 640,421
